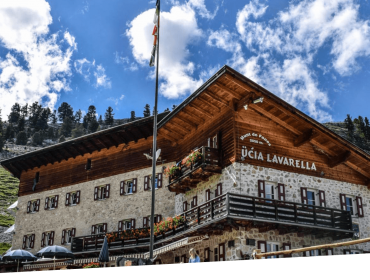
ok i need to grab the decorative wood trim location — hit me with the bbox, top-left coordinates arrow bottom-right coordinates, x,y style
188,103 -> 214,118
329,151 -> 351,168
215,82 -> 241,99
294,129 -> 317,147
197,95 -> 221,111
88,140 -> 101,152
176,114 -> 198,129
203,90 -> 229,107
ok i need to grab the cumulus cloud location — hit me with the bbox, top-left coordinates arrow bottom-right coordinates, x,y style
188,0 -> 219,20
207,0 -> 370,122
126,2 -> 205,99
74,58 -> 111,88
94,65 -> 111,88
0,0 -> 76,117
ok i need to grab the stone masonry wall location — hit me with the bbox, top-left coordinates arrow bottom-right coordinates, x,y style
13,162 -> 176,254
175,162 -> 370,256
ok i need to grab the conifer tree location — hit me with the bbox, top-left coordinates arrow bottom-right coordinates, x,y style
344,114 -> 355,140
29,102 -> 42,129
130,111 -> 136,121
143,104 -> 150,117
32,131 -> 43,146
364,117 -> 370,141
74,109 -> 83,124
50,110 -> 58,124
16,131 -> 27,145
8,103 -> 21,124
60,117 -> 73,137
57,102 -> 74,122
18,116 -> 25,133
104,106 -> 114,126
98,115 -> 103,125
21,103 -> 28,118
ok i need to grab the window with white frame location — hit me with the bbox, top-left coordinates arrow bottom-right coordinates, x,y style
94,185 -> 110,200
344,249 -> 361,254
22,234 -> 35,249
120,179 -> 137,195
41,231 -> 54,247
301,188 -> 326,207
266,242 -> 281,259
65,191 -> 80,206
304,249 -> 321,257
265,183 -> 275,200
44,195 -> 59,210
91,223 -> 107,234
340,194 -> 364,217
143,215 -> 161,228
119,219 -> 135,231
27,199 -> 40,213
144,174 -> 163,191
62,228 -> 76,244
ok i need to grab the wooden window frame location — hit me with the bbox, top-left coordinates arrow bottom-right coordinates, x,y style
94,185 -> 110,201
61,228 -> 76,245
27,199 -> 40,214
85,159 -> 92,170
41,231 -> 55,247
44,195 -> 59,210
22,234 -> 35,249
65,191 -> 80,206
146,173 -> 163,191
120,179 -> 137,195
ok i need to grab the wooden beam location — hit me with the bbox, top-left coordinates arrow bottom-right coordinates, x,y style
133,127 -> 145,141
89,140 -> 101,152
344,161 -> 370,179
105,134 -> 119,148
64,147 -> 77,159
54,149 -> 68,162
294,129 -> 317,147
329,151 -> 351,168
161,126 -> 184,139
176,114 -> 198,129
96,137 -> 109,150
224,73 -> 255,93
50,151 -> 62,163
69,145 -> 84,157
159,131 -> 178,143
236,94 -> 254,111
115,132 -> 128,145
188,103 -> 214,118
182,108 -> 205,123
9,163 -> 21,175
136,126 -> 148,140
197,95 -> 221,112
47,151 -> 59,163
171,118 -> 193,132
79,141 -> 93,154
166,122 -> 189,136
214,82 -> 242,99
32,156 -> 44,168
16,161 -> 29,171
203,90 -> 229,107
39,154 -> 53,166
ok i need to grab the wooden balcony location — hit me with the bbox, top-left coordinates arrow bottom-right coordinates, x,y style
167,146 -> 222,193
71,193 -> 354,254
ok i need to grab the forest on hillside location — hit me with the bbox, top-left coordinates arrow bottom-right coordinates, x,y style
0,102 -> 176,154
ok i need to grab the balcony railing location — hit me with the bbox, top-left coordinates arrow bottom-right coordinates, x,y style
71,193 -> 353,253
167,146 -> 221,192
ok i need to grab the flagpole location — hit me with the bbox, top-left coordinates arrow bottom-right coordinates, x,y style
150,0 -> 160,261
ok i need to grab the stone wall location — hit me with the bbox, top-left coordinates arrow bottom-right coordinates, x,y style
176,162 -> 370,254
13,163 -> 176,254
0,226 -> 13,244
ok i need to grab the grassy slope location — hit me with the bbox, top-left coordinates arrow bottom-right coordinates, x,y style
0,242 -> 11,254
0,166 -> 19,227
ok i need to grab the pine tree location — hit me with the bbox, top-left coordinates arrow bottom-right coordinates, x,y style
60,117 -> 73,137
32,131 -> 43,146
50,110 -> 58,124
98,115 -> 103,126
365,117 -> 370,141
36,108 -> 50,131
163,108 -> 170,112
83,105 -> 97,129
16,131 -> 28,145
5,125 -> 13,140
143,104 -> 151,117
47,127 -> 54,140
18,116 -> 25,133
172,105 -> 177,111
8,103 -> 21,124
104,106 -> 114,126
74,109 -> 83,124
130,111 -> 136,121
57,102 -> 74,122
88,118 -> 99,133
29,102 -> 42,129
344,114 -> 355,140
72,124 -> 85,138
21,103 -> 28,118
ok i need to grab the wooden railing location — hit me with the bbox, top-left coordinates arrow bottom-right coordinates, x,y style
168,146 -> 221,185
71,193 -> 353,253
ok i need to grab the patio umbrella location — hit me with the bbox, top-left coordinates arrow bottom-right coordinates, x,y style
36,245 -> 75,270
3,249 -> 37,272
98,236 -> 109,267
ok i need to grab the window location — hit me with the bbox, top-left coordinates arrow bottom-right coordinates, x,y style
61,228 -> 76,244
213,247 -> 218,261
65,191 -> 80,206
266,242 -> 281,259
215,183 -> 222,197
304,248 -> 321,257
207,134 -> 217,148
265,183 -> 275,200
44,195 -> 59,210
35,172 -> 40,183
94,185 -> 110,200
41,231 -> 54,247
181,254 -> 187,263
22,234 -> 35,249
204,248 -> 210,262
205,190 -> 211,201
144,173 -> 163,191
307,190 -> 315,206
120,179 -> 137,195
85,159 -> 92,170
219,243 -> 225,261
27,199 -> 40,213
118,219 -> 136,231
258,181 -> 286,201
340,194 -> 364,217
344,249 -> 361,254
301,188 -> 326,207
91,223 -> 107,235
143,215 -> 161,228
183,201 -> 188,212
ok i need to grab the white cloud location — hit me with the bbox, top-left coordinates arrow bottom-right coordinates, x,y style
0,0 -> 76,117
126,3 -> 204,99
114,51 -> 138,71
107,94 -> 124,106
188,0 -> 219,20
74,58 -> 111,88
94,65 -> 111,88
119,94 -> 125,100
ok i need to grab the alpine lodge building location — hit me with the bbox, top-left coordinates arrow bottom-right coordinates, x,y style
1,66 -> 370,270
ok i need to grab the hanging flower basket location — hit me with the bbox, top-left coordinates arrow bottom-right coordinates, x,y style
185,150 -> 203,166
164,165 -> 181,178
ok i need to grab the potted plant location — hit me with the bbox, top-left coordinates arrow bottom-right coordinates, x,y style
83,262 -> 100,268
186,150 -> 203,167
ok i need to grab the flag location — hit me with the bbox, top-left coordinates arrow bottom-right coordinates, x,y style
149,1 -> 160,67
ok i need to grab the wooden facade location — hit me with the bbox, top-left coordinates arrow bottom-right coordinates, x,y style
1,66 -> 370,197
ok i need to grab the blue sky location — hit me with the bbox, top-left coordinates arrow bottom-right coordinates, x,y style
0,0 -> 370,122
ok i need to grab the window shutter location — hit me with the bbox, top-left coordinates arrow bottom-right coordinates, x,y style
65,193 -> 70,206
76,191 -> 81,204
216,183 -> 222,197
133,178 -> 137,193
206,190 -> 210,201
301,187 -> 308,204
143,217 -> 148,228
103,223 -> 107,233
30,234 -> 35,248
94,187 -> 98,201
105,184 -> 110,198
50,231 -> 54,245
45,197 -> 49,210
55,195 -> 59,208
319,191 -> 326,207
131,219 -> 136,229
120,181 -> 125,195
118,221 -> 123,231
27,201 -> 31,213
91,225 -> 96,235
41,232 -> 45,247
61,230 -> 66,244
36,199 -> 40,212
183,201 -> 187,212
204,248 -> 210,261
157,173 -> 162,188
343,249 -> 350,254
144,176 -> 149,191
219,243 -> 225,261
283,243 -> 291,258
22,235 -> 27,249
340,194 -> 347,211
71,228 -> 76,237
356,196 -> 364,217
258,180 -> 265,198
157,215 -> 162,223
278,184 -> 285,201
257,241 -> 266,252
